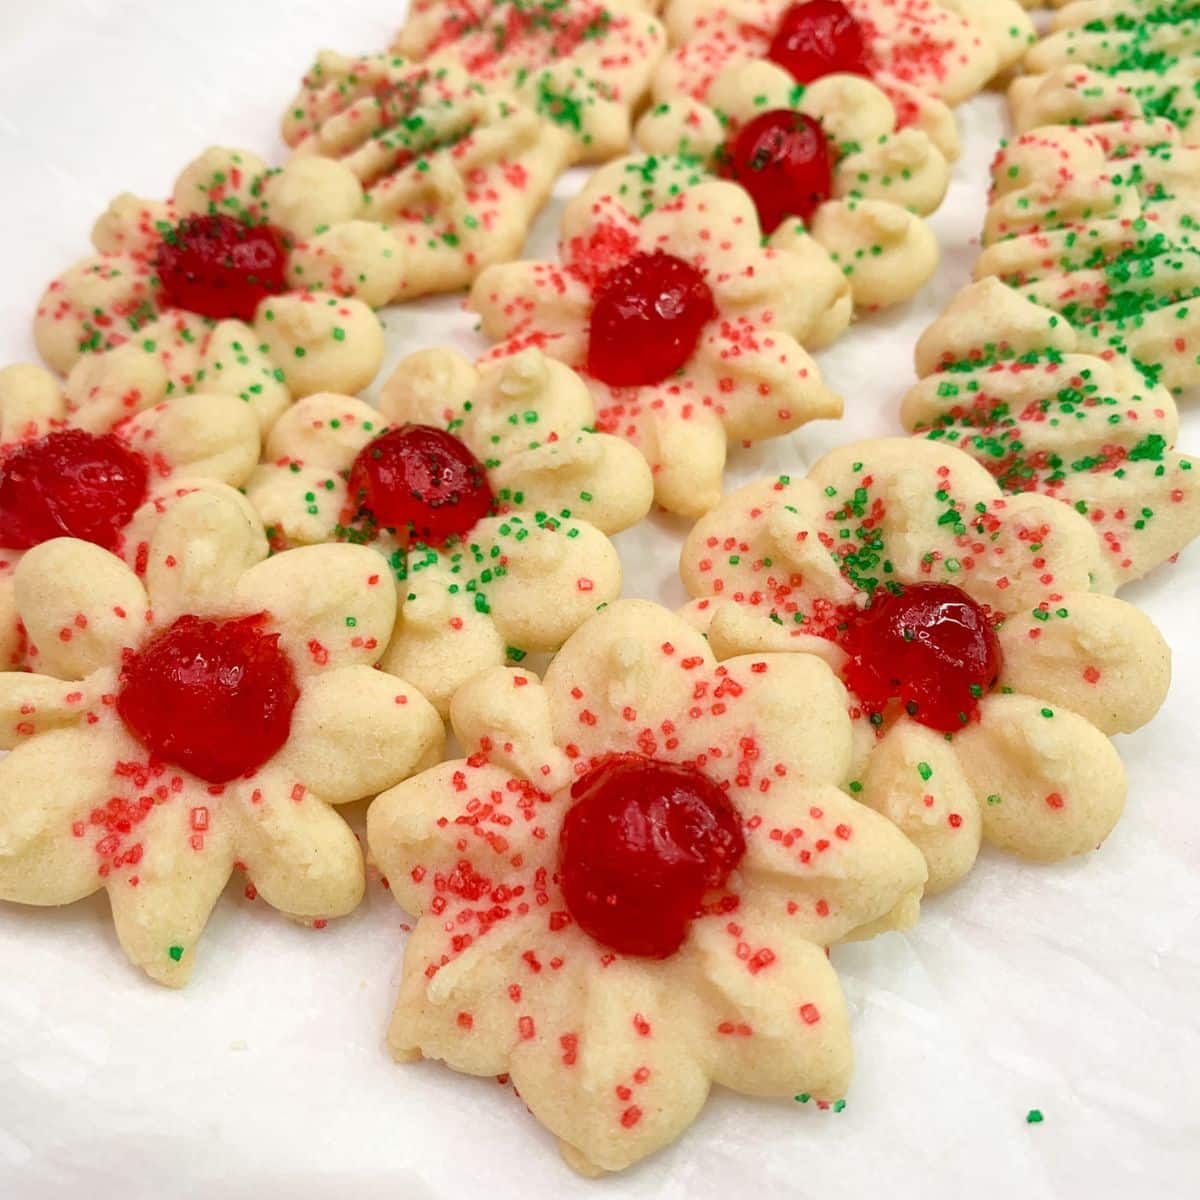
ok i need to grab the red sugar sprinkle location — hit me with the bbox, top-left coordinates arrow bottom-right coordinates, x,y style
799,1004 -> 821,1025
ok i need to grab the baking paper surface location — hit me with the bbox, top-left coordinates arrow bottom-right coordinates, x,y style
0,3 -> 1197,1197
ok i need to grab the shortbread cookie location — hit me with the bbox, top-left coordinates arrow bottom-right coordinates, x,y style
390,0 -> 667,163
907,278 -> 1200,587
368,599 -> 927,1174
679,438 -> 1171,893
282,57 -> 573,300
0,360 -> 262,669
0,488 -> 442,987
655,0 -> 1034,159
636,65 -> 944,308
470,158 -> 844,516
35,147 -> 389,421
976,119 -> 1200,393
245,348 -> 652,714
1011,0 -> 1200,133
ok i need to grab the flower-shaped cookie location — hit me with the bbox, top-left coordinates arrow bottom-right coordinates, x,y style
654,0 -> 1034,159
680,438 -> 1171,893
391,0 -> 667,163
368,599 -> 927,1174
0,359 -> 261,668
35,146 -> 390,422
470,158 -> 844,515
1011,0 -> 1200,134
636,64 -> 944,309
246,348 -> 652,713
0,488 -> 443,986
907,278 -> 1200,586
976,118 -> 1200,393
282,57 -> 573,301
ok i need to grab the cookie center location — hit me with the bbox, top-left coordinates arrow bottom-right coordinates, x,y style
723,110 -> 833,233
840,582 -> 1003,732
348,425 -> 496,546
156,213 -> 290,323
586,250 -> 717,388
559,753 -> 746,958
117,614 -> 300,784
0,429 -> 150,552
768,0 -> 872,84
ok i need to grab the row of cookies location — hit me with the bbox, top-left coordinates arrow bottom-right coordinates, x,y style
0,0 -> 1183,1181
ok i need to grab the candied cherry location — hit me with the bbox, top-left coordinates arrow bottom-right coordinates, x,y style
723,110 -> 833,232
768,0 -> 873,84
559,753 -> 746,958
0,429 -> 149,552
586,251 -> 716,388
840,582 -> 1003,733
348,425 -> 495,546
156,213 -> 289,322
117,614 -> 299,784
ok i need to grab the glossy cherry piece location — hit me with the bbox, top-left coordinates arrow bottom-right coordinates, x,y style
156,214 -> 289,322
768,0 -> 872,84
723,110 -> 833,232
0,429 -> 149,552
559,753 -> 746,958
840,582 -> 1003,733
586,251 -> 717,388
348,425 -> 495,546
117,614 -> 300,785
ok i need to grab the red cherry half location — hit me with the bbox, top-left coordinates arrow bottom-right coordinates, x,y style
348,425 -> 496,547
0,429 -> 149,552
117,613 -> 300,785
156,213 -> 289,322
559,753 -> 746,958
723,109 -> 833,232
586,251 -> 717,388
768,0 -> 873,84
840,582 -> 1003,733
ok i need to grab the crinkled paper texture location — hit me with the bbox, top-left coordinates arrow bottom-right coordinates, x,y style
0,2 -> 1197,1198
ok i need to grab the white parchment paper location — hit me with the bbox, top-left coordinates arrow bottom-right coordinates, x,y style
0,3 -> 1197,1197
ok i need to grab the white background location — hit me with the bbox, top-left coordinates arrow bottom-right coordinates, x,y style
1,3 -> 1198,1197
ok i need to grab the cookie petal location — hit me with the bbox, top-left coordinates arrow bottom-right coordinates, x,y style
859,721 -> 982,895
543,599 -> 712,760
143,487 -> 267,624
686,910 -> 852,1099
15,540 -> 148,679
275,664 -> 443,805
233,543 -> 396,674
739,782 -> 928,941
509,949 -> 712,1176
998,592 -> 1171,736
0,727 -> 110,904
117,393 -> 261,487
368,760 -> 558,919
232,772 -> 363,920
106,798 -> 236,987
955,694 -> 1126,862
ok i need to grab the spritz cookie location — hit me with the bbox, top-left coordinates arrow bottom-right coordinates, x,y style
0,489 -> 443,986
245,347 -> 652,714
908,278 -> 1200,587
368,599 -> 927,1174
0,360 -> 261,669
679,438 -> 1171,893
471,157 -> 844,516
391,0 -> 668,162
282,58 -> 573,300
636,64 -> 945,309
35,147 -> 390,419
